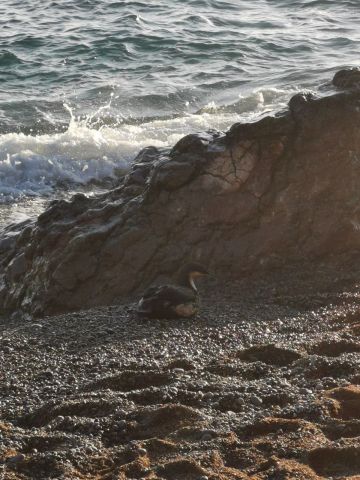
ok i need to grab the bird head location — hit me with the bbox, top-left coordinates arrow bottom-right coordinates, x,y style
178,262 -> 209,291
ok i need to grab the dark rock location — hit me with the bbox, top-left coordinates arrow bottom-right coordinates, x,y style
333,67 -> 360,89
288,92 -> 316,114
0,235 -> 17,253
227,112 -> 294,141
150,159 -> 197,191
133,145 -> 162,163
2,69 -> 360,316
250,395 -> 263,406
7,253 -> 27,281
171,131 -> 218,156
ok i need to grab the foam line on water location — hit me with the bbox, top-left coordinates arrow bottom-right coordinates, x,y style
0,86 -> 297,203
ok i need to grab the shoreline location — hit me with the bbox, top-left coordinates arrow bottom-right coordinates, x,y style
2,69 -> 360,316
1,68 -> 360,479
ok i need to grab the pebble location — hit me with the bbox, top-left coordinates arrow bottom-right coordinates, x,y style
250,395 -> 263,406
173,368 -> 185,374
1,262 -> 359,479
299,388 -> 312,394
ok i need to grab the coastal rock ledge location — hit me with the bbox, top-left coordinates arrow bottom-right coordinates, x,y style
2,68 -> 360,316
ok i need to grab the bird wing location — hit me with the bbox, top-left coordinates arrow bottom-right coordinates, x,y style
141,285 -> 161,299
137,285 -> 197,318
156,285 -> 196,303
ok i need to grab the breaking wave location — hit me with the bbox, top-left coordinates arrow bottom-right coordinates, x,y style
0,86 -> 296,203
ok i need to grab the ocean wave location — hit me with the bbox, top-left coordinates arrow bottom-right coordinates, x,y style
0,111 -> 130,202
0,86 -> 299,203
1,0 -> 358,109
196,86 -> 296,115
0,50 -> 23,67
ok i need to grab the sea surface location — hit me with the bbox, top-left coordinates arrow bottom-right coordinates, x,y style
1,0 -> 360,225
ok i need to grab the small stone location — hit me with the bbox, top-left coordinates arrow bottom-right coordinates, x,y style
201,432 -> 213,441
250,395 -> 263,406
173,368 -> 185,374
227,410 -> 236,416
138,448 -> 147,456
299,388 -> 312,394
115,408 -> 127,416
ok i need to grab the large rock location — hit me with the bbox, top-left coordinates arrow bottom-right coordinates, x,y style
2,69 -> 360,317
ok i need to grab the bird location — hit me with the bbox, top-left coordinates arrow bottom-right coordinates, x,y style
136,262 -> 209,319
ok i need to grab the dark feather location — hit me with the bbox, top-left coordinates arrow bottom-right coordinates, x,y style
137,284 -> 197,319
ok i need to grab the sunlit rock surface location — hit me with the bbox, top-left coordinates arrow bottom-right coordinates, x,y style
1,69 -> 360,316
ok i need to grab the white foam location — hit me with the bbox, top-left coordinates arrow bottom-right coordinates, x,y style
0,87 -> 297,203
197,86 -> 295,115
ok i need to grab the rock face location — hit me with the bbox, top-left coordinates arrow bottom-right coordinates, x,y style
1,69 -> 360,316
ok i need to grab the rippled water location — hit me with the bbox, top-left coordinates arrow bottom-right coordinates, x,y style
0,0 -> 360,218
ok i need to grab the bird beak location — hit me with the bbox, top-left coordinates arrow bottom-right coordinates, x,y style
194,271 -> 209,277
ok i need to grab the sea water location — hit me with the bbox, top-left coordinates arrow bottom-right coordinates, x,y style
1,0 -> 359,224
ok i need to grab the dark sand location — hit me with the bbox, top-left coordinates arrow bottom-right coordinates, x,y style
1,257 -> 360,479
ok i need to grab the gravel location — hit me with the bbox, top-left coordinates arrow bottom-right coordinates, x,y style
1,257 -> 360,479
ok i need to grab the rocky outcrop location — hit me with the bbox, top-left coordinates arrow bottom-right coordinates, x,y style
1,68 -> 360,316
